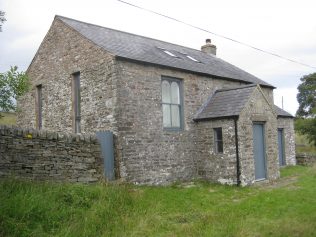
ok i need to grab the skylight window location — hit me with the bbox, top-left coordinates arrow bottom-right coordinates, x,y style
186,55 -> 200,62
163,50 -> 177,57
156,46 -> 178,58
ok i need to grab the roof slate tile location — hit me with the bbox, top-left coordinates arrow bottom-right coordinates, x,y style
56,15 -> 274,88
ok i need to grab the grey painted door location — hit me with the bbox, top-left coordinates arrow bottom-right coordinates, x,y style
278,129 -> 285,166
253,124 -> 266,180
96,131 -> 115,181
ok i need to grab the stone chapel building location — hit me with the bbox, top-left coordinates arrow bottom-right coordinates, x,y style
18,15 -> 296,185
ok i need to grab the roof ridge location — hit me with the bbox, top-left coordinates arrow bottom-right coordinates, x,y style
194,89 -> 217,120
216,84 -> 257,92
255,85 -> 278,117
55,15 -> 211,56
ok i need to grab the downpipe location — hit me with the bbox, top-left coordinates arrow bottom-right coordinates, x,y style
234,118 -> 241,186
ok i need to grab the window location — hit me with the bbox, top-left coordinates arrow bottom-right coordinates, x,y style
163,50 -> 177,57
72,72 -> 81,133
186,55 -> 200,62
214,128 -> 223,153
156,47 -> 178,58
161,77 -> 183,129
36,84 -> 42,129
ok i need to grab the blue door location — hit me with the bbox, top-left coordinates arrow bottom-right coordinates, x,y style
278,129 -> 285,166
253,124 -> 266,180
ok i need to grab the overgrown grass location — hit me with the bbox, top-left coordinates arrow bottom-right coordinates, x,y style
1,165 -> 316,237
296,133 -> 316,154
0,112 -> 17,125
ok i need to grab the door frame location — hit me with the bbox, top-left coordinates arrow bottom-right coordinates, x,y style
253,122 -> 267,181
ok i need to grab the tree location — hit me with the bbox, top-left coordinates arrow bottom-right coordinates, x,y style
295,118 -> 316,146
0,66 -> 30,117
296,73 -> 316,118
295,73 -> 316,146
0,11 -> 6,32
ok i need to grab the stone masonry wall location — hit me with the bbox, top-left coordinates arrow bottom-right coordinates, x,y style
17,18 -> 118,134
277,117 -> 296,165
296,153 -> 316,166
238,87 -> 279,185
16,17 -> 278,185
114,59 -> 274,184
195,119 -> 238,185
0,125 -> 103,183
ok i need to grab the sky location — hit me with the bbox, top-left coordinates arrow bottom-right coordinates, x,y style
1,0 -> 316,115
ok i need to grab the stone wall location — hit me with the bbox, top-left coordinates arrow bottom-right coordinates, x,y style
238,87 -> 279,185
277,117 -> 296,165
195,119 -> 238,185
16,17 -> 281,185
114,59 -> 256,184
296,153 -> 316,166
0,125 -> 103,183
17,18 -> 118,134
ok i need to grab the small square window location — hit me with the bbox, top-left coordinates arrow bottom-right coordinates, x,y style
214,128 -> 223,153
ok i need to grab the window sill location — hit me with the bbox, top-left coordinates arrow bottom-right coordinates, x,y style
163,127 -> 183,132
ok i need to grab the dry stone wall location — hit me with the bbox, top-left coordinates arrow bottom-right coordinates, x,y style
296,153 -> 316,166
0,125 -> 103,183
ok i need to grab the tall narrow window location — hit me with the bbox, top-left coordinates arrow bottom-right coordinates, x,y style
36,84 -> 42,129
161,77 -> 183,129
72,72 -> 81,133
214,128 -> 223,153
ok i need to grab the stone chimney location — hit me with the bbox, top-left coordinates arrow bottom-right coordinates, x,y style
201,39 -> 217,56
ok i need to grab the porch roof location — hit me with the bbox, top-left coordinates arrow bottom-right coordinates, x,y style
194,84 -> 256,121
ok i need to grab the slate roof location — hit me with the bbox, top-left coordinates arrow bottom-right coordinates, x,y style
194,85 -> 294,120
56,15 -> 274,88
194,85 -> 257,121
275,105 -> 294,118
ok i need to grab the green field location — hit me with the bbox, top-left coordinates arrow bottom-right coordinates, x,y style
0,112 -> 17,125
295,133 -> 316,154
1,165 -> 316,237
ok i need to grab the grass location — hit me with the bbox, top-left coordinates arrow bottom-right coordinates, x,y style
295,133 -> 316,154
1,166 -> 316,237
0,112 -> 17,125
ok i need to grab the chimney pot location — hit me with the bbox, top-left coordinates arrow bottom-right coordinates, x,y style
201,39 -> 217,56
